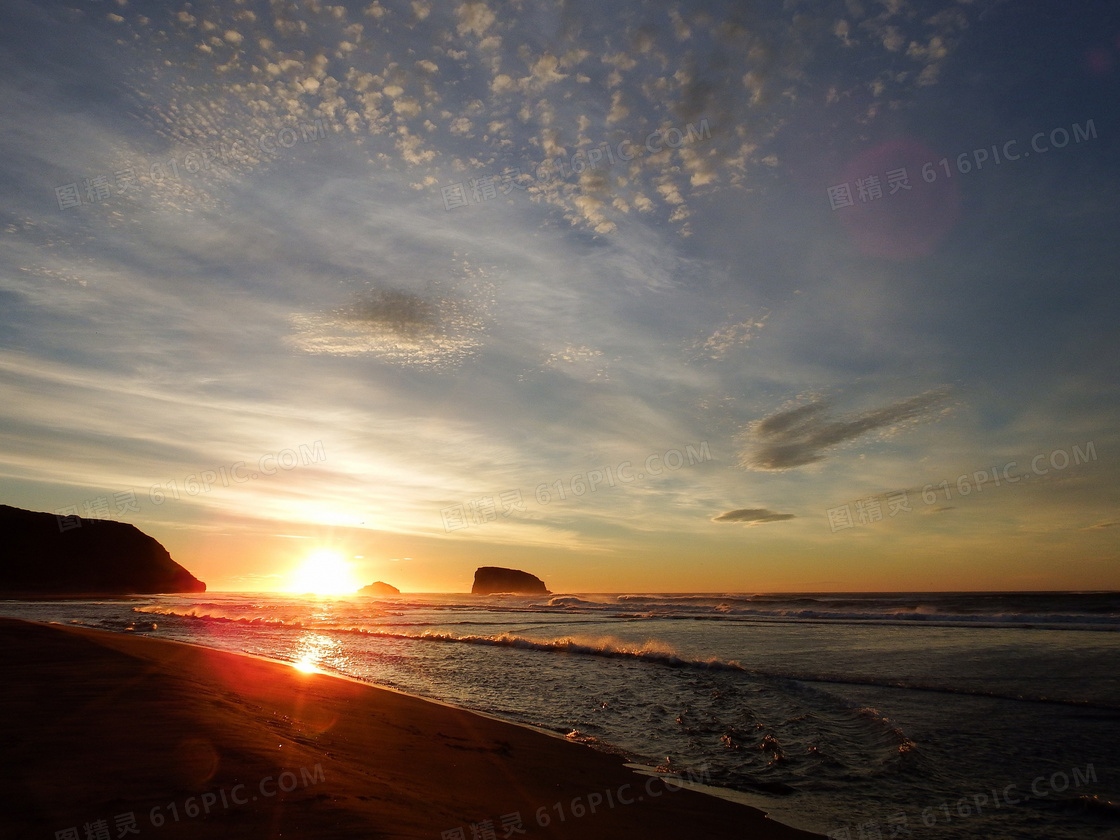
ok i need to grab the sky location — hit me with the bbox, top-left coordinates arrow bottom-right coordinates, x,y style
1,0 -> 1118,593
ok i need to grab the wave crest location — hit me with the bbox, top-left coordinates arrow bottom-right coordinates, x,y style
357,629 -> 751,672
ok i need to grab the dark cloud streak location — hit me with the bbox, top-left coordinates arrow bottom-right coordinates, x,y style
345,289 -> 438,338
746,389 -> 950,470
712,508 -> 795,524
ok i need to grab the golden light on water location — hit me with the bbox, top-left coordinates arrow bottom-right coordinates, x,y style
287,548 -> 362,596
290,632 -> 340,675
293,656 -> 320,673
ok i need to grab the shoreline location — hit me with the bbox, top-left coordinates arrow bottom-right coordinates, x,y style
0,617 -> 824,839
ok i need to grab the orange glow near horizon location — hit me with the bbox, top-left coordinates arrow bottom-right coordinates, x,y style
286,549 -> 363,596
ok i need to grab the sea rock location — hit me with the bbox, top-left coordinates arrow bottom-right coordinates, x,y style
358,580 -> 400,596
471,566 -> 550,595
0,504 -> 206,596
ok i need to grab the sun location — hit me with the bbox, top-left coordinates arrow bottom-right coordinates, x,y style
287,549 -> 361,596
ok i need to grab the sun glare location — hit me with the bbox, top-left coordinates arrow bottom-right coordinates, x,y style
288,549 -> 361,596
294,656 -> 320,673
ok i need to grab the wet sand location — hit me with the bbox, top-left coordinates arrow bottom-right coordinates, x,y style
0,618 -> 823,839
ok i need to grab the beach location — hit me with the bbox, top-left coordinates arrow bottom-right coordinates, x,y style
3,0 -> 1118,836
0,617 -> 821,839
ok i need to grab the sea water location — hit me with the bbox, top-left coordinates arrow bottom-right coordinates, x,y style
2,591 -> 1118,839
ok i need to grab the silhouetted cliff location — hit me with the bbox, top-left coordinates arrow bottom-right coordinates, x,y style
0,505 -> 205,596
471,566 -> 549,595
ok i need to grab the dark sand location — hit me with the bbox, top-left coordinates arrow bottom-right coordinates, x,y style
0,618 -> 823,839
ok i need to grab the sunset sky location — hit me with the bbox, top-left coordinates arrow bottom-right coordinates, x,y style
1,0 -> 1117,593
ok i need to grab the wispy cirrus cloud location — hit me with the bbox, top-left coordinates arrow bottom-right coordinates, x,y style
744,389 -> 951,471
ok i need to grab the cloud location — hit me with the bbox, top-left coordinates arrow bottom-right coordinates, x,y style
9,0 -> 1095,583
541,345 -> 609,382
528,53 -> 567,88
285,289 -> 486,370
712,508 -> 795,524
77,0 -> 982,243
745,389 -> 949,470
693,310 -> 769,360
348,289 -> 439,337
456,1 -> 495,37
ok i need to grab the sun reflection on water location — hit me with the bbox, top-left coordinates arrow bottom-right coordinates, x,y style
290,631 -> 344,675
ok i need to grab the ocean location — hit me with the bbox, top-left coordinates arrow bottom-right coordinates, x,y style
3,591 -> 1118,839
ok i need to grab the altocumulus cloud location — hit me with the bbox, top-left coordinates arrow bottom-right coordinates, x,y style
712,508 -> 795,525
744,389 -> 950,471
285,288 -> 489,370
